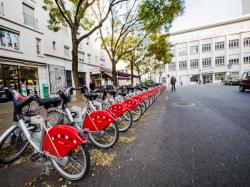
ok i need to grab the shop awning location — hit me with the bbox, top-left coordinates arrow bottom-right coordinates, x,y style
102,71 -> 130,80
101,67 -> 139,79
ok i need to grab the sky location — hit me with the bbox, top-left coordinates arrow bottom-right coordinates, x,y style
170,0 -> 243,32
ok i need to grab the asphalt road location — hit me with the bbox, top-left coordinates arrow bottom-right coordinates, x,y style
0,84 -> 250,186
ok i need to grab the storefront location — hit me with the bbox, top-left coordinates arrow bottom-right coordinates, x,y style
0,63 -> 39,99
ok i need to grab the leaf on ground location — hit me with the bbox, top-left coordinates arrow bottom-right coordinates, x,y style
118,136 -> 136,144
91,149 -> 116,167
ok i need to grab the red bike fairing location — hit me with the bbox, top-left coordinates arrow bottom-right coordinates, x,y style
84,110 -> 116,131
122,98 -> 140,110
107,103 -> 128,118
43,125 -> 86,157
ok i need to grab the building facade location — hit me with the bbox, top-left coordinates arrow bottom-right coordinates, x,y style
242,0 -> 250,15
157,15 -> 250,85
0,0 -> 112,98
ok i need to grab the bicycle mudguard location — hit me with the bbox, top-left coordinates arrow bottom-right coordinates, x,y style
122,98 -> 140,110
84,110 -> 116,132
42,125 -> 87,157
132,96 -> 144,104
107,103 -> 128,118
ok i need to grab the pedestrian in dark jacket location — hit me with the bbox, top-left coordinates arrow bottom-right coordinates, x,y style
170,76 -> 176,92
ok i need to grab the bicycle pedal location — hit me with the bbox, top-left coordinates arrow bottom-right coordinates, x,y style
29,152 -> 42,162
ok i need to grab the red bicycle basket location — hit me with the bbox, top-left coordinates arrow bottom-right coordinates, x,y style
42,125 -> 86,157
107,103 -> 128,118
84,110 -> 116,132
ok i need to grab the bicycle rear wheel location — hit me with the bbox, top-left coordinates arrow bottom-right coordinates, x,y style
117,110 -> 132,132
0,125 -> 29,163
88,123 -> 119,149
131,105 -> 142,122
51,144 -> 90,181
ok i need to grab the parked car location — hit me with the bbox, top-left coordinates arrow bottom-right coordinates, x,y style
224,75 -> 241,85
239,71 -> 250,92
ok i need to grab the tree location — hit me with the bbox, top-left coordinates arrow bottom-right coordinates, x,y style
124,33 -> 173,84
43,0 -> 126,100
122,35 -> 144,85
95,0 -> 146,86
96,0 -> 184,86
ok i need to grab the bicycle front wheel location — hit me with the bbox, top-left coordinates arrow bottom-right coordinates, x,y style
51,144 -> 90,181
47,110 -> 70,127
0,125 -> 29,163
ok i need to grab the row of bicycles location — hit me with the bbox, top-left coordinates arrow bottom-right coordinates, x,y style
0,83 -> 166,181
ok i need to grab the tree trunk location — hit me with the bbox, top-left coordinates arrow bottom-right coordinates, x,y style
71,32 -> 82,100
135,65 -> 141,83
139,75 -> 141,83
112,61 -> 118,87
130,61 -> 134,85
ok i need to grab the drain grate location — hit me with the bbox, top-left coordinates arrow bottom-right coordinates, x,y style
174,102 -> 196,107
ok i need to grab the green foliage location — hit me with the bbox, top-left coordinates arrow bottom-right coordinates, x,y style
138,0 -> 184,33
43,0 -> 95,32
147,34 -> 173,64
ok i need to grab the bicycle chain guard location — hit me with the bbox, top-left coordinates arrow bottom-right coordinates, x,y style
84,110 -> 116,132
42,125 -> 86,157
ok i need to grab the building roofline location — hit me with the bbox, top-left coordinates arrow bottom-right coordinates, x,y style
170,14 -> 250,36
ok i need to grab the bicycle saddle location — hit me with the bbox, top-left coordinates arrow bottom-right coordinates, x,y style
84,93 -> 99,101
118,92 -> 127,97
39,97 -> 62,109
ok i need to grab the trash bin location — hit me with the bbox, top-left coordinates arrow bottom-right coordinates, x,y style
42,83 -> 49,99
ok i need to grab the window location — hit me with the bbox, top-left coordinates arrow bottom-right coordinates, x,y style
78,52 -> 85,63
168,62 -> 176,71
64,45 -> 70,56
215,73 -> 226,80
190,45 -> 198,54
179,61 -> 187,70
229,72 -> 239,76
66,70 -> 72,87
229,58 -> 239,65
215,42 -> 224,51
190,59 -> 199,69
229,39 -> 239,48
190,75 -> 199,82
202,58 -> 211,68
95,56 -> 98,63
0,27 -> 20,50
244,56 -> 250,64
244,37 -> 250,47
215,56 -> 225,67
87,53 -> 91,63
178,48 -> 187,56
36,38 -> 41,55
52,41 -> 56,50
202,44 -> 211,52
23,3 -> 36,28
0,2 -> 4,16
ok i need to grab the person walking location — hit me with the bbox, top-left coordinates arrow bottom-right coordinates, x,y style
170,76 -> 176,92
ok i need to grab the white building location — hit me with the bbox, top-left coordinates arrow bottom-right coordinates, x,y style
242,0 -> 250,15
0,0 -> 112,98
156,15 -> 250,85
